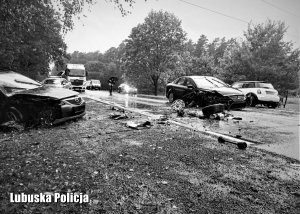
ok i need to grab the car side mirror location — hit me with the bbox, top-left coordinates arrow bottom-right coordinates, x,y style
187,84 -> 194,89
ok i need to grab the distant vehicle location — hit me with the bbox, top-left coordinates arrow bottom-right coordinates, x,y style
64,64 -> 87,92
0,70 -> 85,125
166,76 -> 246,109
117,83 -> 137,94
42,77 -> 71,89
232,81 -> 280,108
86,79 -> 101,90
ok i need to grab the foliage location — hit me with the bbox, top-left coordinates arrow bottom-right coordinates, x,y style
123,10 -> 187,95
220,20 -> 300,93
0,0 -> 143,80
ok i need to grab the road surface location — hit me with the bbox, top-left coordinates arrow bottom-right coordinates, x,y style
83,90 -> 300,161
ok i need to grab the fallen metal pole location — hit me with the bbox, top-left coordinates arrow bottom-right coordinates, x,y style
218,136 -> 248,150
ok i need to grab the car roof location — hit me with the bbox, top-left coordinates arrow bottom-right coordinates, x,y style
233,81 -> 267,83
45,77 -> 64,80
0,70 -> 15,74
181,76 -> 213,79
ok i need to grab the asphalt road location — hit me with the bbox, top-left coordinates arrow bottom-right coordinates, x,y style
83,90 -> 300,161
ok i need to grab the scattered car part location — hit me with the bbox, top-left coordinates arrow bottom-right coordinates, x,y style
218,136 -> 247,150
126,120 -> 152,129
109,112 -> 128,120
202,104 -> 225,117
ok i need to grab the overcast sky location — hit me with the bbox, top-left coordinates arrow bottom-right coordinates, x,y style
64,0 -> 300,53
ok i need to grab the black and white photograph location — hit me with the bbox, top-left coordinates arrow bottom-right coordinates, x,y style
0,0 -> 299,213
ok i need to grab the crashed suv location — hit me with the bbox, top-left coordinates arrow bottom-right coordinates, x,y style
231,81 -> 280,108
0,70 -> 86,126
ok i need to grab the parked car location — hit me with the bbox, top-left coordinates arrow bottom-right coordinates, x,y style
166,76 -> 246,109
117,83 -> 137,94
0,70 -> 85,126
86,79 -> 101,90
42,77 -> 71,89
231,81 -> 280,108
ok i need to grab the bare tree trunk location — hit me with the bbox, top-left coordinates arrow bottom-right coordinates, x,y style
154,80 -> 158,96
283,90 -> 288,108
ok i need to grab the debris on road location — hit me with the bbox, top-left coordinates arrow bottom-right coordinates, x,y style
202,104 -> 225,117
171,99 -> 185,116
126,120 -> 152,129
0,121 -> 24,132
109,112 -> 128,120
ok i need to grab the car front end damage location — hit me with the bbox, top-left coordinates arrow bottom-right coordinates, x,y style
182,89 -> 246,110
54,95 -> 86,124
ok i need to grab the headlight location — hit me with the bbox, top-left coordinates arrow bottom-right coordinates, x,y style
60,100 -> 67,105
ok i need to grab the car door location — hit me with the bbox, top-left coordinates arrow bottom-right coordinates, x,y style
241,82 -> 255,94
181,77 -> 196,97
173,77 -> 187,99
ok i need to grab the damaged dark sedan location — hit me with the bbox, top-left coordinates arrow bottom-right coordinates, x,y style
166,76 -> 246,109
0,71 -> 86,126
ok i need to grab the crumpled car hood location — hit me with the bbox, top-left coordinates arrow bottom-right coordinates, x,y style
208,87 -> 243,96
14,86 -> 79,100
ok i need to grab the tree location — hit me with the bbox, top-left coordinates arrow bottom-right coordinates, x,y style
194,34 -> 208,58
0,0 -> 144,79
220,20 -> 299,93
123,10 -> 187,95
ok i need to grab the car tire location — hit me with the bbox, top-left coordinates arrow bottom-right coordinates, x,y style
247,95 -> 257,107
202,104 -> 225,117
6,107 -> 23,122
269,103 -> 278,108
168,91 -> 175,103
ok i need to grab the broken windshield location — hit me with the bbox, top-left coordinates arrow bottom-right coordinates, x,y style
193,77 -> 227,88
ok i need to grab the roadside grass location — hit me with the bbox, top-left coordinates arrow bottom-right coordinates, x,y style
282,97 -> 300,112
0,100 -> 299,213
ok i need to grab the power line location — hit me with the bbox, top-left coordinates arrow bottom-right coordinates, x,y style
260,0 -> 300,18
177,0 -> 249,24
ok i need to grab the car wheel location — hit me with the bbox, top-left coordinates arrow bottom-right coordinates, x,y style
247,95 -> 257,107
202,104 -> 225,117
6,107 -> 23,122
168,91 -> 175,103
269,103 -> 278,108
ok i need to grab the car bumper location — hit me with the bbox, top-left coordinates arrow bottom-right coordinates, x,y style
53,102 -> 86,125
257,95 -> 280,103
230,101 -> 246,109
53,111 -> 85,125
70,86 -> 85,91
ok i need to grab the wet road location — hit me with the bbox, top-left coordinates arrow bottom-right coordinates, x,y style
83,90 -> 300,161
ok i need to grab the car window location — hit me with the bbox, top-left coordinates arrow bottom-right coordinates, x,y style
44,79 -> 61,84
192,77 -> 227,88
232,82 -> 243,88
91,80 -> 100,84
242,83 -> 255,88
185,78 -> 195,87
176,78 -> 186,85
256,82 -> 274,89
